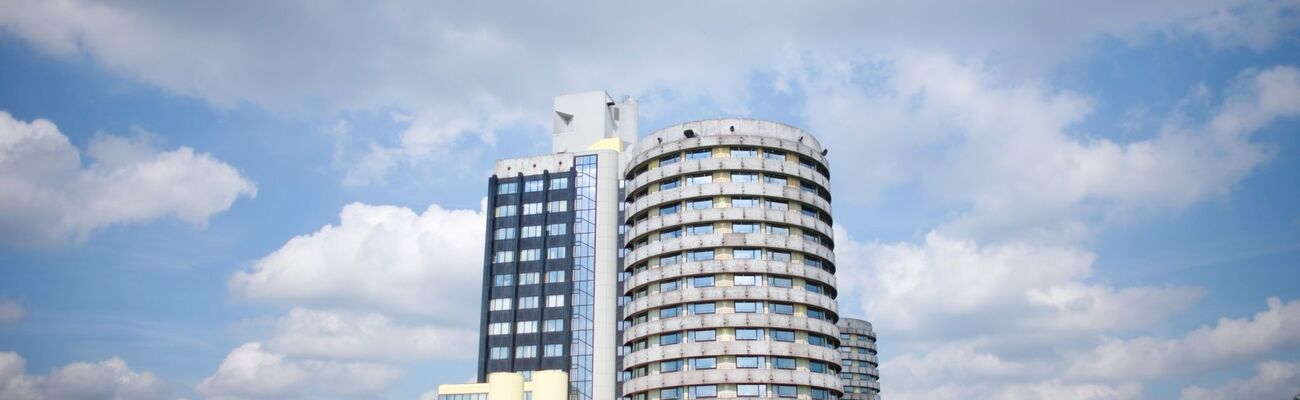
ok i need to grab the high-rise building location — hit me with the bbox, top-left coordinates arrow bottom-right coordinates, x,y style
837,318 -> 881,400
447,91 -> 857,400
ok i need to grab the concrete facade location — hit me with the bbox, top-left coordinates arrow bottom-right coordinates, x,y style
438,370 -> 569,400
837,319 -> 881,400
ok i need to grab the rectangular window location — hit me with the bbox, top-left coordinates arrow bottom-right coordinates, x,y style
737,356 -> 765,369
660,253 -> 681,265
545,201 -> 566,213
495,205 -> 516,217
690,329 -> 716,342
690,302 -> 715,315
659,306 -> 681,318
691,275 -> 714,288
656,281 -> 679,293
773,357 -> 796,370
547,247 -> 567,259
804,257 -> 823,268
521,225 -> 542,238
488,298 -> 512,311
544,319 -> 564,332
493,251 -> 514,263
764,175 -> 788,186
802,208 -> 818,218
661,387 -> 681,400
686,198 -> 712,210
811,389 -> 830,400
765,200 -> 789,211
516,321 -> 538,334
518,296 -> 538,309
733,222 -> 758,233
732,197 -> 758,208
546,294 -> 565,307
494,227 -> 516,240
734,275 -> 759,286
776,385 -> 797,398
660,359 -> 682,373
810,360 -> 828,373
546,270 -> 566,283
733,248 -> 760,260
686,250 -> 714,261
660,228 -> 682,240
769,251 -> 792,262
546,223 -> 567,236
808,309 -> 827,320
730,147 -> 757,158
490,346 -> 509,360
550,177 -> 569,189
767,225 -> 790,236
772,303 -> 795,315
801,181 -> 817,193
497,182 -> 518,194
524,179 -> 543,192
544,343 -> 563,357
738,385 -> 765,398
769,276 -> 793,288
660,332 -> 682,346
659,154 -> 680,166
519,249 -> 541,262
488,322 -> 510,335
687,224 -> 714,235
764,149 -> 786,160
659,179 -> 680,191
493,274 -> 513,287
685,174 -> 712,185
773,329 -> 796,342
519,272 -> 540,285
736,328 -> 764,340
735,302 -> 760,314
730,172 -> 757,183
515,345 -> 536,358
690,357 -> 716,370
685,149 -> 712,160
689,385 -> 717,398
522,203 -> 542,215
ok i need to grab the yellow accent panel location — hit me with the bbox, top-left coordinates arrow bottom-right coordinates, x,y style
585,137 -> 625,152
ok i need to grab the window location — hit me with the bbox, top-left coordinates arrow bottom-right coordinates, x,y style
495,227 -> 516,240
808,309 -> 827,320
686,149 -> 711,160
810,361 -> 828,373
517,321 -> 538,334
769,251 -> 792,262
544,344 -> 563,357
547,201 -> 568,212
546,270 -> 566,283
690,329 -> 716,342
495,205 -> 516,217
803,232 -> 821,243
765,175 -> 788,186
804,257 -> 823,268
773,357 -> 796,370
659,179 -> 680,191
497,182 -> 518,194
734,275 -> 759,286
515,345 -> 537,358
776,385 -> 798,398
736,328 -> 764,340
490,346 -> 509,360
733,222 -> 758,233
550,177 -> 569,189
660,359 -> 682,373
735,302 -> 760,314
488,322 -> 510,335
488,298 -> 511,311
493,274 -> 513,287
547,247 -> 567,258
811,389 -> 830,400
731,147 -> 757,158
547,223 -> 567,235
730,172 -> 757,183
518,296 -> 538,309
524,179 -> 543,192
519,249 -> 541,261
773,330 -> 795,342
801,181 -> 817,193
765,199 -> 789,211
732,197 -> 758,207
802,207 -> 818,218
686,250 -> 714,261
690,357 -> 716,370
685,174 -> 712,185
659,154 -> 680,166
659,280 -> 679,292
690,302 -> 715,315
546,294 -> 565,307
769,276 -> 793,288
659,306 -> 681,318
522,202 -> 542,215
686,198 -> 712,210
660,253 -> 681,265
521,225 -> 542,238
771,303 -> 795,315
689,385 -> 717,398
767,225 -> 790,236
660,228 -> 682,240
493,251 -> 514,263
737,357 -> 764,369
733,248 -> 760,260
519,272 -> 540,285
544,319 -> 564,332
687,224 -> 713,235
738,384 -> 765,397
660,332 -> 682,345
659,203 -> 680,215
764,149 -> 786,160
661,388 -> 681,400
691,275 -> 714,288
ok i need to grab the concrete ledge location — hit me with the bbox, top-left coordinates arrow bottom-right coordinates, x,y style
624,232 -> 836,270
622,259 -> 837,295
621,313 -> 840,345
625,208 -> 834,250
622,286 -> 838,318
627,157 -> 830,200
623,366 -> 843,396
627,182 -> 832,221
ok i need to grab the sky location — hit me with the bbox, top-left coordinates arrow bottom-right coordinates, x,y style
0,1 -> 1298,399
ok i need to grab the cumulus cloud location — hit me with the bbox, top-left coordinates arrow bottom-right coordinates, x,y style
0,351 -> 164,400
1181,360 -> 1300,400
1066,297 -> 1300,380
0,297 -> 23,322
196,342 -> 400,400
229,202 -> 484,322
0,111 -> 257,246
264,307 -> 477,361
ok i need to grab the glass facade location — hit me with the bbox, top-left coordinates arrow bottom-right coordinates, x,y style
569,154 -> 598,400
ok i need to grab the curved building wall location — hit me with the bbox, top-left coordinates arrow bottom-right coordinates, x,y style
836,318 -> 880,400
620,119 -> 843,400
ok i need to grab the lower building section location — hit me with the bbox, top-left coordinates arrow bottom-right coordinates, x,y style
438,370 -> 569,400
836,319 -> 880,400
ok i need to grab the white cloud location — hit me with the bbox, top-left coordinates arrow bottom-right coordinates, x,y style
1185,0 -> 1300,51
0,297 -> 23,322
1181,360 -> 1300,400
264,307 -> 477,361
0,351 -> 164,400
229,202 -> 484,322
196,342 -> 400,400
1066,297 -> 1300,380
0,111 -> 257,246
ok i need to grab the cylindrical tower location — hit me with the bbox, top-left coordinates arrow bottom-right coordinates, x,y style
620,119 -> 842,400
837,318 -> 880,400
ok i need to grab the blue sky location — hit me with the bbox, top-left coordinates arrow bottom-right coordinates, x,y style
0,1 -> 1298,399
